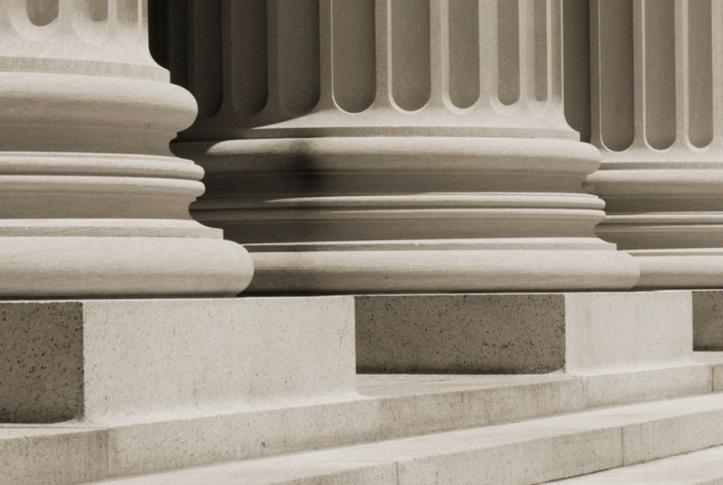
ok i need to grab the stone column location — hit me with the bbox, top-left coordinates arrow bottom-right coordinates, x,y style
0,0 -> 253,296
582,0 -> 723,287
157,0 -> 638,292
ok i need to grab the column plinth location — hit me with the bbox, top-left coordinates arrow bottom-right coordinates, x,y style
0,0 -> 253,296
580,0 -> 723,288
158,0 -> 638,292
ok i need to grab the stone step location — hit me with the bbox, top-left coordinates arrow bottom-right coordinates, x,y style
0,364 -> 716,485
551,445 -> 723,484
88,392 -> 723,485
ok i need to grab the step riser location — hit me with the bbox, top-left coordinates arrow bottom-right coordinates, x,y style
553,443 -> 723,484
105,379 -> 585,478
277,430 -> 622,485
107,365 -> 714,477
317,411 -> 723,485
396,429 -> 621,485
260,409 -> 723,485
0,429 -> 106,485
624,408 -> 723,464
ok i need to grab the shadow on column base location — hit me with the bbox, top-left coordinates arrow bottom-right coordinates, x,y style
0,236 -> 253,297
177,137 -> 639,292
245,244 -> 639,293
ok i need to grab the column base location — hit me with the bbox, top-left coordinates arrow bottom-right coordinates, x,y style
589,165 -> 723,289
0,236 -> 253,297
180,136 -> 639,292
246,242 -> 639,293
630,249 -> 723,288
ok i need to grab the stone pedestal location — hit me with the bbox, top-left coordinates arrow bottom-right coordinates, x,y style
692,290 -> 723,350
154,0 -> 639,293
571,0 -> 723,288
0,0 -> 252,296
0,298 -> 355,423
356,291 -> 694,375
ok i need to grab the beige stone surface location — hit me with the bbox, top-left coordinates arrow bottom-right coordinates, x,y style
0,0 -> 253,297
356,293 -> 565,373
0,297 -> 355,423
101,364 -> 709,477
581,364 -> 711,408
565,291 -> 693,374
155,0 -> 639,292
0,427 -> 107,485
623,408 -> 723,465
0,365 -> 713,484
86,393 -> 723,485
713,363 -> 723,392
553,445 -> 723,484
356,291 -> 692,374
104,374 -> 584,477
572,0 -> 723,288
0,2 -> 715,483
694,352 -> 723,390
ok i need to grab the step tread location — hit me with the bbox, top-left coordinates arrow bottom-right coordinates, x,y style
89,392 -> 723,485
551,445 -> 723,484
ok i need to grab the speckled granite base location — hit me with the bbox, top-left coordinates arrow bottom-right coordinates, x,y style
0,302 -> 84,423
356,294 -> 566,373
693,290 -> 723,350
0,297 -> 355,423
356,291 -> 693,374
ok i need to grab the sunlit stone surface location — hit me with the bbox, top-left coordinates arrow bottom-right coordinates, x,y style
0,0 -> 253,296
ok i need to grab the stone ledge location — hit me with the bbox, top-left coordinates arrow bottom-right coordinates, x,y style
0,291 -> 698,424
0,364 -> 714,484
82,387 -> 723,485
0,297 -> 356,423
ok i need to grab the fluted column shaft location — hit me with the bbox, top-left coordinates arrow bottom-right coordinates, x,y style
156,0 -> 638,292
581,0 -> 723,287
0,0 -> 253,296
